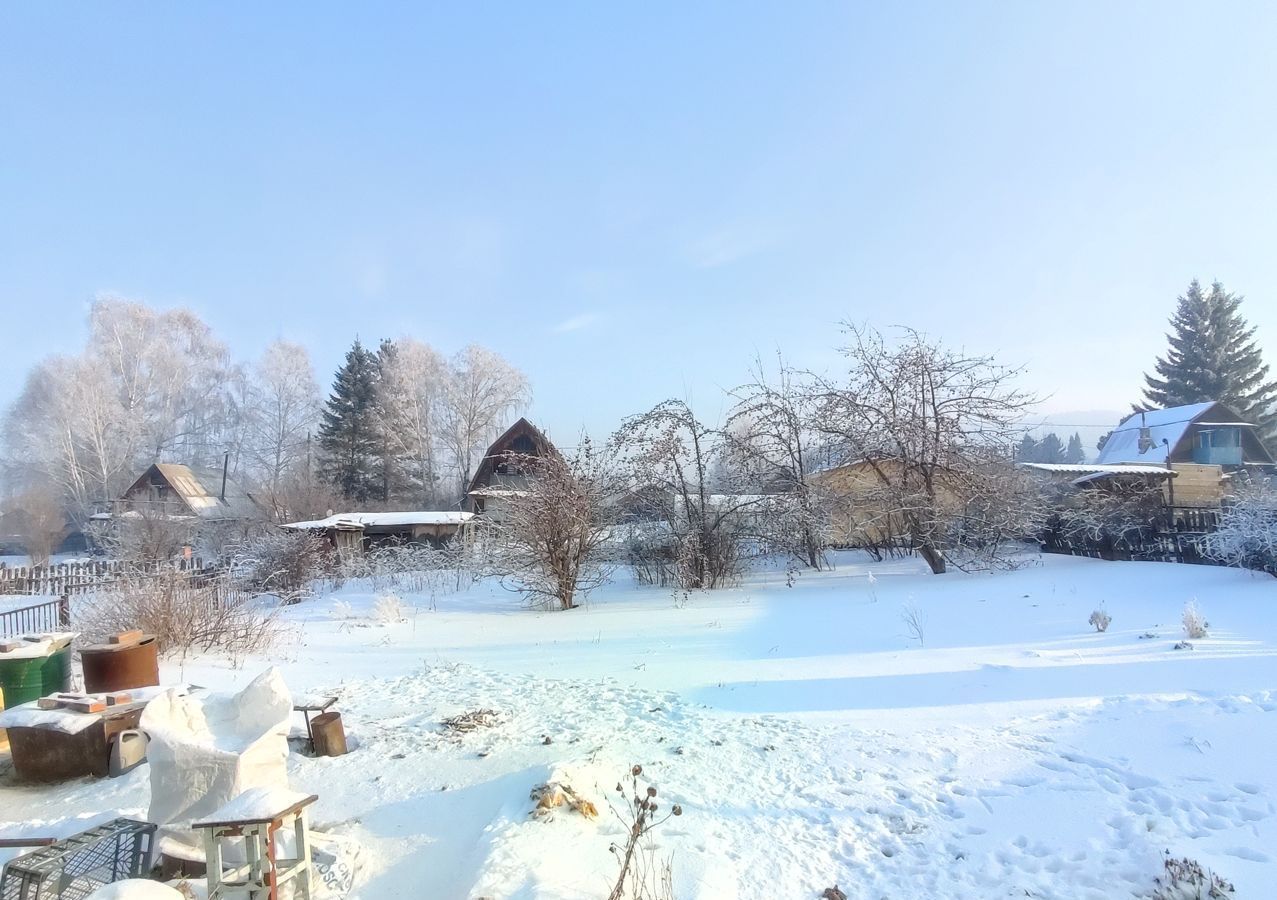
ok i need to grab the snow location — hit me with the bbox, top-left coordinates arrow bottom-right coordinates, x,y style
0,632 -> 75,660
0,685 -> 173,734
87,881 -> 185,900
282,511 -> 476,530
3,553 -> 1276,897
196,785 -> 313,824
1095,402 -> 1222,465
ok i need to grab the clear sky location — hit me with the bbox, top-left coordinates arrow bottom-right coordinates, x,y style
3,3 -> 1276,441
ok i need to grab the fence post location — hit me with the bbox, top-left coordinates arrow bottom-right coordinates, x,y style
58,593 -> 71,627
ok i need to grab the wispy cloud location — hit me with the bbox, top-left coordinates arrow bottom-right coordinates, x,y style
685,222 -> 779,269
551,312 -> 601,334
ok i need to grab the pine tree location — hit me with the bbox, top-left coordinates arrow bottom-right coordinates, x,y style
1143,280 -> 1277,440
1039,432 -> 1065,464
1017,434 -> 1040,463
318,339 -> 382,501
1065,432 -> 1086,464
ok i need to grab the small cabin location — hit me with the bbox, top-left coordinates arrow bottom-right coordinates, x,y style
113,463 -> 263,522
466,418 -> 557,516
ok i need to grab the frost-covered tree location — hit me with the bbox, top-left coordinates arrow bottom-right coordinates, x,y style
725,353 -> 830,569
481,436 -> 618,609
614,399 -> 770,589
242,340 -> 321,519
1142,280 -> 1277,440
814,324 -> 1038,574
438,345 -> 531,503
2,297 -> 235,519
1208,475 -> 1277,577
318,339 -> 383,502
375,337 -> 447,507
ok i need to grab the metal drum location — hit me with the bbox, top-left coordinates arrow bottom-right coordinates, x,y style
81,636 -> 160,694
0,641 -> 72,709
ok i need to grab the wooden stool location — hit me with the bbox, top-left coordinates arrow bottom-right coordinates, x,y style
292,697 -> 337,754
193,793 -> 317,900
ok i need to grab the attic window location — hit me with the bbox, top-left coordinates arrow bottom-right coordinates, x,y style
510,434 -> 537,456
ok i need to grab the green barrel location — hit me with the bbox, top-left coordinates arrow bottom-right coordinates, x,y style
0,645 -> 72,709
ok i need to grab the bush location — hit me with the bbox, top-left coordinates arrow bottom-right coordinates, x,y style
232,530 -> 329,603
1182,600 -> 1209,640
77,573 -> 279,661
1089,608 -> 1111,633
1207,476 -> 1277,577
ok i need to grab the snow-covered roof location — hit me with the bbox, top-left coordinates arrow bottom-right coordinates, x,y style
1021,463 -> 1176,476
1096,403 -> 1218,466
282,511 -> 475,531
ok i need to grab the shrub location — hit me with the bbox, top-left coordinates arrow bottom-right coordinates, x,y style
372,592 -> 407,623
1089,608 -> 1112,633
77,572 -> 279,661
1182,600 -> 1209,640
1206,475 -> 1277,577
232,530 -> 329,603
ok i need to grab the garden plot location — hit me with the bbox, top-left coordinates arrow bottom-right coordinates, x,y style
2,552 -> 1275,898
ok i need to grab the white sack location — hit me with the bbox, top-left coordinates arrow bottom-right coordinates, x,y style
141,668 -> 292,861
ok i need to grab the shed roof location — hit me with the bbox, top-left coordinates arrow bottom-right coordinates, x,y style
282,511 -> 475,531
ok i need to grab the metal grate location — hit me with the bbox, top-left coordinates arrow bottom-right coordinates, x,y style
1,819 -> 155,900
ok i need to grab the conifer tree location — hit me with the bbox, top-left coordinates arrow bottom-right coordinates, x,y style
1143,280 -> 1277,440
1017,434 -> 1039,463
318,339 -> 382,501
1065,432 -> 1086,464
1038,432 -> 1065,464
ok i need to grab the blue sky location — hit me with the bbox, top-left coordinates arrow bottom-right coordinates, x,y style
3,3 -> 1276,441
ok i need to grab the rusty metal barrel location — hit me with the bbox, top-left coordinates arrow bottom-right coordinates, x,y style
80,635 -> 160,694
311,711 -> 348,757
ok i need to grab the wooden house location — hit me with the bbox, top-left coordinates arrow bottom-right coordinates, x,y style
113,463 -> 264,523
466,418 -> 558,516
1093,402 -> 1275,506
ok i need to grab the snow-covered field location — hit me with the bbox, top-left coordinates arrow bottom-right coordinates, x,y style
3,552 -> 1276,898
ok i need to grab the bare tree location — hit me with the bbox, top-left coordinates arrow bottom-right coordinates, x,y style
242,340 -> 322,520
613,400 -> 768,589
14,482 -> 67,567
814,325 -> 1037,574
438,345 -> 531,503
482,436 -> 617,610
726,352 -> 830,569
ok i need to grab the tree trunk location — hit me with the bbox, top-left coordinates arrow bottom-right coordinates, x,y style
918,543 -> 946,575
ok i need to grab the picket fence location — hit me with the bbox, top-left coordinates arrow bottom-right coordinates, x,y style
0,557 -> 216,598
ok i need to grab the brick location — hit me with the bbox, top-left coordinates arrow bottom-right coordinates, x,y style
110,630 -> 145,645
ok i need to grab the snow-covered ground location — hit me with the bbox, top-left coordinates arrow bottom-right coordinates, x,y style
3,552 -> 1276,898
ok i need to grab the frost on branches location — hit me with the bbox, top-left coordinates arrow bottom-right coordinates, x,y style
812,325 -> 1040,574
1208,475 -> 1277,577
480,437 -> 618,610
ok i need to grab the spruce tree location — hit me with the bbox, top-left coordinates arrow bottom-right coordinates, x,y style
1039,432 -> 1065,464
1065,432 -> 1086,464
1143,280 -> 1277,440
1017,434 -> 1039,463
318,339 -> 382,501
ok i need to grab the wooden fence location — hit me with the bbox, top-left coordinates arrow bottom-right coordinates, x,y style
1039,505 -> 1224,566
0,558 -> 216,597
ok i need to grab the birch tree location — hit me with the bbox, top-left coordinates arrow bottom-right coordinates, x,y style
243,340 -> 321,519
438,345 -> 531,502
